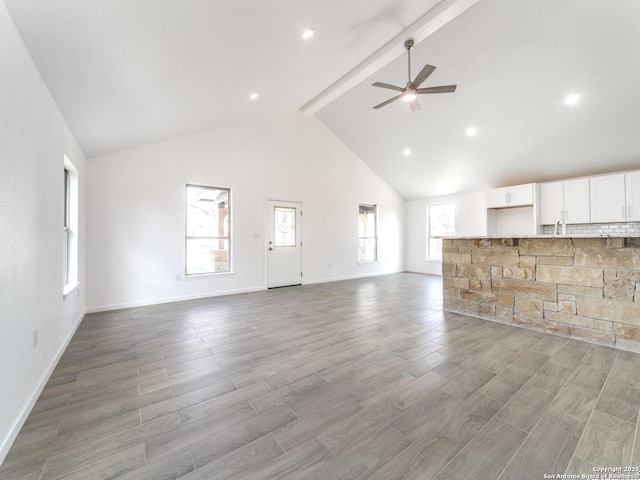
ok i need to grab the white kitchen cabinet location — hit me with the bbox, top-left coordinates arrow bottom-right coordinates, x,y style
487,183 -> 534,208
626,171 -> 640,221
590,174 -> 627,223
539,179 -> 590,225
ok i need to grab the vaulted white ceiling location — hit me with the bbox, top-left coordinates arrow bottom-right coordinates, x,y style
4,0 -> 640,199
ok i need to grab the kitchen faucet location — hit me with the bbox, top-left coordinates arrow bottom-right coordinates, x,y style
554,218 -> 566,236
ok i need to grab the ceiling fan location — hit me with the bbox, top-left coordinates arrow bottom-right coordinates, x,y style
372,39 -> 457,112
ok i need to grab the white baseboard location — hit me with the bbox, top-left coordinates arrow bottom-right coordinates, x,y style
86,286 -> 267,313
87,271 -> 409,313
0,310 -> 85,466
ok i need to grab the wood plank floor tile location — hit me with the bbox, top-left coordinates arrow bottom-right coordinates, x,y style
307,425 -> 410,480
476,368 -> 530,404
496,385 -> 554,432
264,358 -> 332,390
180,434 -> 284,480
440,367 -> 496,400
595,380 -> 640,424
504,422 -> 579,479
5,274 -> 640,480
236,438 -> 334,480
249,374 -> 327,414
403,351 -> 449,378
572,410 -> 635,469
58,387 -> 173,434
391,389 -> 463,442
190,405 -> 296,468
609,358 -> 640,390
41,442 -> 146,480
564,364 -> 609,397
547,346 -> 587,370
438,393 -> 503,445
349,371 -> 415,407
273,397 -> 361,451
526,362 -> 574,395
445,418 -> 527,480
540,387 -> 598,437
285,375 -> 362,417
176,382 -> 272,425
105,448 -> 194,480
145,402 -> 256,460
317,399 -> 403,455
509,351 -> 550,376
139,378 -> 238,423
386,371 -> 449,410
580,346 -> 618,372
369,429 -> 460,480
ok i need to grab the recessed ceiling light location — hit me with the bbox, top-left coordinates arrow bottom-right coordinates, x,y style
249,93 -> 259,100
466,126 -> 478,136
403,148 -> 411,156
565,93 -> 580,106
302,28 -> 315,40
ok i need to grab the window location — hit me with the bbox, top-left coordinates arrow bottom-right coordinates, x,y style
63,156 -> 79,294
358,204 -> 377,262
427,203 -> 455,260
185,185 -> 231,275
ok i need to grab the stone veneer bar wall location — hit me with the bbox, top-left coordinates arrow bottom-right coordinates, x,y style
442,237 -> 640,352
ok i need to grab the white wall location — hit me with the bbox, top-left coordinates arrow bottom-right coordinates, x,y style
86,114 -> 405,311
406,191 -> 487,275
0,1 -> 86,463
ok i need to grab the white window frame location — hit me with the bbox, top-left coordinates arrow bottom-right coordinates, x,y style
427,203 -> 456,261
185,184 -> 232,276
63,156 -> 79,296
358,203 -> 378,263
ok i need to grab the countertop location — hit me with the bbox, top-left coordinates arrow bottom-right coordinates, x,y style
441,234 -> 640,239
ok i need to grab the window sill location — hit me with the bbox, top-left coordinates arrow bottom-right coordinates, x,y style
63,282 -> 79,298
358,260 -> 379,265
183,271 -> 235,281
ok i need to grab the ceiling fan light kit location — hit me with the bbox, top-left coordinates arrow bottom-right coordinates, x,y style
372,38 -> 457,111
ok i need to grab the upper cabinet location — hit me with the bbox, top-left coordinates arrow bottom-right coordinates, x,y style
590,173 -> 629,223
487,183 -> 534,208
539,179 -> 590,225
626,171 -> 640,222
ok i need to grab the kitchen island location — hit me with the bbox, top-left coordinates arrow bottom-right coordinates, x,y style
442,236 -> 640,351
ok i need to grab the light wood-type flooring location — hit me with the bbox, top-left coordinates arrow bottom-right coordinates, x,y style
2,273 -> 640,480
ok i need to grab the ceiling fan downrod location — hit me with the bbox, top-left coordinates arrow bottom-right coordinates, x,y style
405,39 -> 414,82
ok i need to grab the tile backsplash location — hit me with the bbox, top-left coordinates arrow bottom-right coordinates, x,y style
542,223 -> 640,235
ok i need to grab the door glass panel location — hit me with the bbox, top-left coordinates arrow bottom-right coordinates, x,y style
274,206 -> 296,247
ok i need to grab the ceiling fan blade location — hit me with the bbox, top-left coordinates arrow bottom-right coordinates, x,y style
411,64 -> 436,88
372,82 -> 404,92
373,95 -> 402,109
417,85 -> 457,94
409,98 -> 421,112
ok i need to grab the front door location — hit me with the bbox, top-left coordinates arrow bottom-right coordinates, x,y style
267,200 -> 302,288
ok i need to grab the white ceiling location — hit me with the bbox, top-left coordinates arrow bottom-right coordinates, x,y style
4,0 -> 640,199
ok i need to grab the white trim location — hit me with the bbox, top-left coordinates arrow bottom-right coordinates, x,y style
62,281 -> 80,298
183,271 -> 235,281
0,309 -> 85,465
87,271 -> 406,313
85,286 -> 266,313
